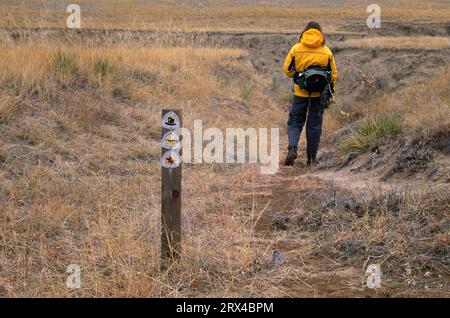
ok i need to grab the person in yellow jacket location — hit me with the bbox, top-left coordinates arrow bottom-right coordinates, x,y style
283,21 -> 337,166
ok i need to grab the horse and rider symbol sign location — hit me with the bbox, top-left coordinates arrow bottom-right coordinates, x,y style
161,150 -> 181,169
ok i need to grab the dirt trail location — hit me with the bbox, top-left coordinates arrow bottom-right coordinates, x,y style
240,166 -> 369,297
241,167 -> 363,297
238,163 -> 448,297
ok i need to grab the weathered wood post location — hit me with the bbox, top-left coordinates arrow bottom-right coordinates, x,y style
160,109 -> 182,270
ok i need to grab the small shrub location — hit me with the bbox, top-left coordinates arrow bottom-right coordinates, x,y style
339,112 -> 402,153
239,78 -> 254,101
216,73 -> 231,88
51,50 -> 79,76
93,57 -> 116,79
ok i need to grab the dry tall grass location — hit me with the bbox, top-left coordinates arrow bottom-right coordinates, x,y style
2,0 -> 450,32
377,69 -> 450,132
330,68 -> 450,154
0,38 -> 285,296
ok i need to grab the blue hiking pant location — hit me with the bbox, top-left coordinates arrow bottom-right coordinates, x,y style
287,95 -> 324,158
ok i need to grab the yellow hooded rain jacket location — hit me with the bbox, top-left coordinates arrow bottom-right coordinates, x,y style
283,28 -> 337,98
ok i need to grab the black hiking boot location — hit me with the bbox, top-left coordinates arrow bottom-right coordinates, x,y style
306,154 -> 317,166
284,148 -> 297,166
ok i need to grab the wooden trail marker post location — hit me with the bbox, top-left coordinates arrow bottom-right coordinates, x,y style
160,109 -> 182,270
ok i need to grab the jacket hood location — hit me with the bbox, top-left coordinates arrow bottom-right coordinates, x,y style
300,28 -> 324,48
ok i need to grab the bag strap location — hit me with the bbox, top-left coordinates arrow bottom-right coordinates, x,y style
288,56 -> 296,73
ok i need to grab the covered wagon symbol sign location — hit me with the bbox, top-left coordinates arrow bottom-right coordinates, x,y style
161,150 -> 181,169
162,111 -> 180,129
161,131 -> 180,150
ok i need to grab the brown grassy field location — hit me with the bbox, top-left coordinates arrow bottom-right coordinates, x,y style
0,39 -> 286,296
2,0 -> 450,32
0,0 -> 449,297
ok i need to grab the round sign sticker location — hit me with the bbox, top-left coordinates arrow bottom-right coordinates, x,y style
161,151 -> 181,169
161,131 -> 181,150
162,111 -> 180,130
